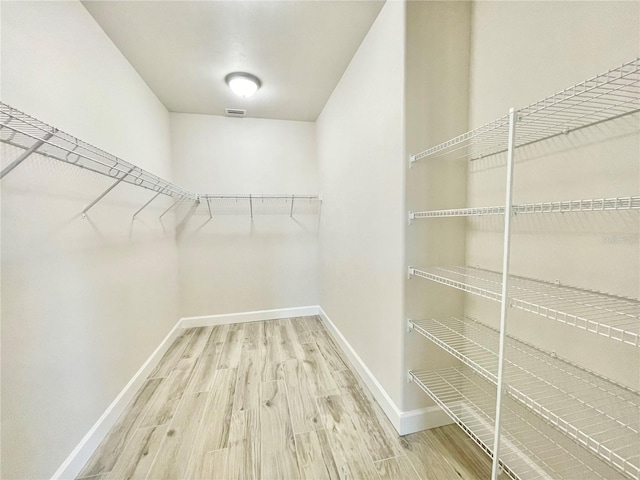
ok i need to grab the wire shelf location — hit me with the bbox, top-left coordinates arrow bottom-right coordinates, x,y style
409,266 -> 640,347
411,316 -> 640,478
410,367 -> 628,480
410,58 -> 640,163
198,194 -> 321,216
0,102 -> 196,200
410,196 -> 640,219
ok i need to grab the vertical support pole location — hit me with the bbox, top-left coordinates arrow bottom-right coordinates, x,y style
206,197 -> 213,219
491,108 -> 517,480
290,195 -> 295,217
249,194 -> 253,219
82,166 -> 136,217
0,131 -> 54,179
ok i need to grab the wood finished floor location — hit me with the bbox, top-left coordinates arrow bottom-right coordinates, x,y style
77,316 -> 492,479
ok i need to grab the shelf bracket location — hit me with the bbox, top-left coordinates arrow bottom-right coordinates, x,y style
206,197 -> 213,219
159,196 -> 183,220
408,266 -> 415,279
407,370 -> 414,383
409,154 -> 415,169
408,211 -> 415,226
407,319 -> 414,333
132,190 -> 163,220
83,166 -> 136,218
249,194 -> 253,219
0,131 -> 54,180
290,194 -> 295,217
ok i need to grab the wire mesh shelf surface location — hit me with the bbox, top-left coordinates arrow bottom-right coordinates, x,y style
410,57 -> 640,163
410,367 -> 627,480
411,316 -> 640,478
410,196 -> 640,219
0,103 -> 196,200
409,266 -> 640,346
198,194 -> 321,216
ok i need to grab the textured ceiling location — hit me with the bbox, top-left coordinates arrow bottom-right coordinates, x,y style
82,1 -> 385,121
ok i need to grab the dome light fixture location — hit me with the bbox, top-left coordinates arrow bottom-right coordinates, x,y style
225,72 -> 261,98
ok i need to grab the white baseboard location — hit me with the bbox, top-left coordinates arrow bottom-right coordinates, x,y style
179,305 -> 320,328
316,306 -> 451,436
51,319 -> 187,480
53,304 -> 449,478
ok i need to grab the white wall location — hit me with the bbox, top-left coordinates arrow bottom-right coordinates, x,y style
317,1 -> 406,408
404,1 -> 471,411
466,2 -> 639,388
1,2 -> 179,478
170,113 -> 319,317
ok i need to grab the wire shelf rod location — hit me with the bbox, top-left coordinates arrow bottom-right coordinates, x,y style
410,367 -> 628,480
0,103 -> 195,200
410,58 -> 640,163
409,266 -> 640,346
410,196 -> 640,219
410,317 -> 640,476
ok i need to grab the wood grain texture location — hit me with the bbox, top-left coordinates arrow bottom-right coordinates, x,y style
300,342 -> 338,397
78,378 -> 162,477
146,391 -> 208,479
188,449 -> 228,479
340,384 -> 402,462
218,324 -> 244,369
295,429 -> 340,480
282,360 -> 321,435
79,320 -> 494,480
187,342 -> 224,393
316,395 -> 380,480
374,456 -> 420,480
233,349 -> 261,412
106,425 -> 166,480
149,330 -> 194,379
139,366 -> 194,427
193,368 -> 238,452
260,381 -> 300,479
226,409 -> 261,480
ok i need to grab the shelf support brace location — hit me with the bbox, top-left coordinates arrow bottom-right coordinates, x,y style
249,194 -> 253,219
0,131 -> 54,180
491,108 -> 517,480
206,197 -> 213,219
159,196 -> 182,220
290,195 -> 295,217
83,166 -> 136,217
132,190 -> 163,219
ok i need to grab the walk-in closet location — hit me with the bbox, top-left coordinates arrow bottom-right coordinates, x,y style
1,1 -> 638,479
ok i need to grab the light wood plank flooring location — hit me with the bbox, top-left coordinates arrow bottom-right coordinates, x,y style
78,316 -> 492,479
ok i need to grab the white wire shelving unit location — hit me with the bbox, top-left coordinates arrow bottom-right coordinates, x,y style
407,57 -> 640,480
409,58 -> 640,164
0,103 -> 195,201
408,266 -> 640,347
0,102 -> 321,219
409,196 -> 640,221
198,194 -> 321,218
409,367 -> 628,480
409,317 -> 640,479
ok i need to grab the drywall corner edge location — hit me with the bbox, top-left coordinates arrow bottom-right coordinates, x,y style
50,319 -> 187,480
317,306 -> 451,435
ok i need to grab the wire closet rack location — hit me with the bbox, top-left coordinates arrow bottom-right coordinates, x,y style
0,102 -> 320,219
407,57 -> 640,480
409,57 -> 640,164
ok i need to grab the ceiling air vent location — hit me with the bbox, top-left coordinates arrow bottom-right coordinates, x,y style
225,108 -> 246,117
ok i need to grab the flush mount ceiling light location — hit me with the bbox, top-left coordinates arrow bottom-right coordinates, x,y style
225,72 -> 261,98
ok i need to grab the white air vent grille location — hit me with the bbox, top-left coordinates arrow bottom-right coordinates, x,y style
225,108 -> 246,117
